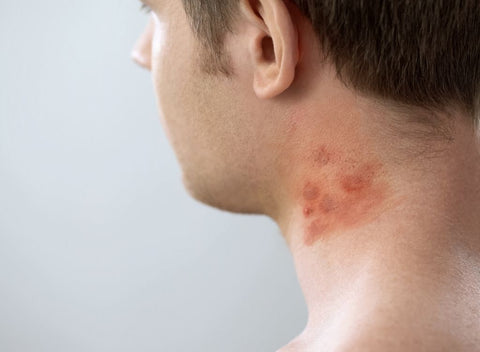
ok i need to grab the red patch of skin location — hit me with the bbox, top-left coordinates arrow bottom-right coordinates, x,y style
300,146 -> 388,246
318,194 -> 338,214
307,219 -> 328,239
340,164 -> 376,194
303,183 -> 320,200
302,183 -> 320,217
303,207 -> 314,217
311,145 -> 341,167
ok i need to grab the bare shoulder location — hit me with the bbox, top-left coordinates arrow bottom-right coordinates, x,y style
332,326 -> 480,352
276,325 -> 480,352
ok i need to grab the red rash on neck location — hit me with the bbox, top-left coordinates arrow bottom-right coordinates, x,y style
299,145 -> 388,246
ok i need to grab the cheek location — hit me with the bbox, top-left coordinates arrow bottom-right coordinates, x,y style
150,16 -> 217,164
151,18 -> 191,140
151,11 -> 195,89
151,19 -> 169,111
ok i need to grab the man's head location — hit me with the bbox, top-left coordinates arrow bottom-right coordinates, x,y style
132,0 -> 480,218
180,0 -> 480,117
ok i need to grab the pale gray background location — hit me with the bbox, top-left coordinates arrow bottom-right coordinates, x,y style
0,1 -> 307,351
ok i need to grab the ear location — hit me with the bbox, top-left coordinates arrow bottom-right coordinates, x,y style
239,0 -> 300,99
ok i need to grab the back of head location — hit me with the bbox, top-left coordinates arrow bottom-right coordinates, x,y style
182,0 -> 480,126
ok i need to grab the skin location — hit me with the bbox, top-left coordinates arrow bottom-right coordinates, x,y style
132,0 -> 480,351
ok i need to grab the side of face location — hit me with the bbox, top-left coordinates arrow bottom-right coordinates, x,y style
132,0 -> 298,214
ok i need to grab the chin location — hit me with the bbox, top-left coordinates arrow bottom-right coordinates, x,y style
180,172 -> 265,215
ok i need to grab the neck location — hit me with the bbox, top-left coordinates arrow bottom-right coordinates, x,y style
272,105 -> 480,350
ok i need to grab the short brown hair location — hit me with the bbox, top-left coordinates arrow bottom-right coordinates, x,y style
182,0 -> 480,124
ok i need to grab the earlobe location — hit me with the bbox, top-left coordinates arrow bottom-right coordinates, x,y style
241,0 -> 299,99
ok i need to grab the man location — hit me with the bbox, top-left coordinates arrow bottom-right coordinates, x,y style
132,0 -> 480,350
